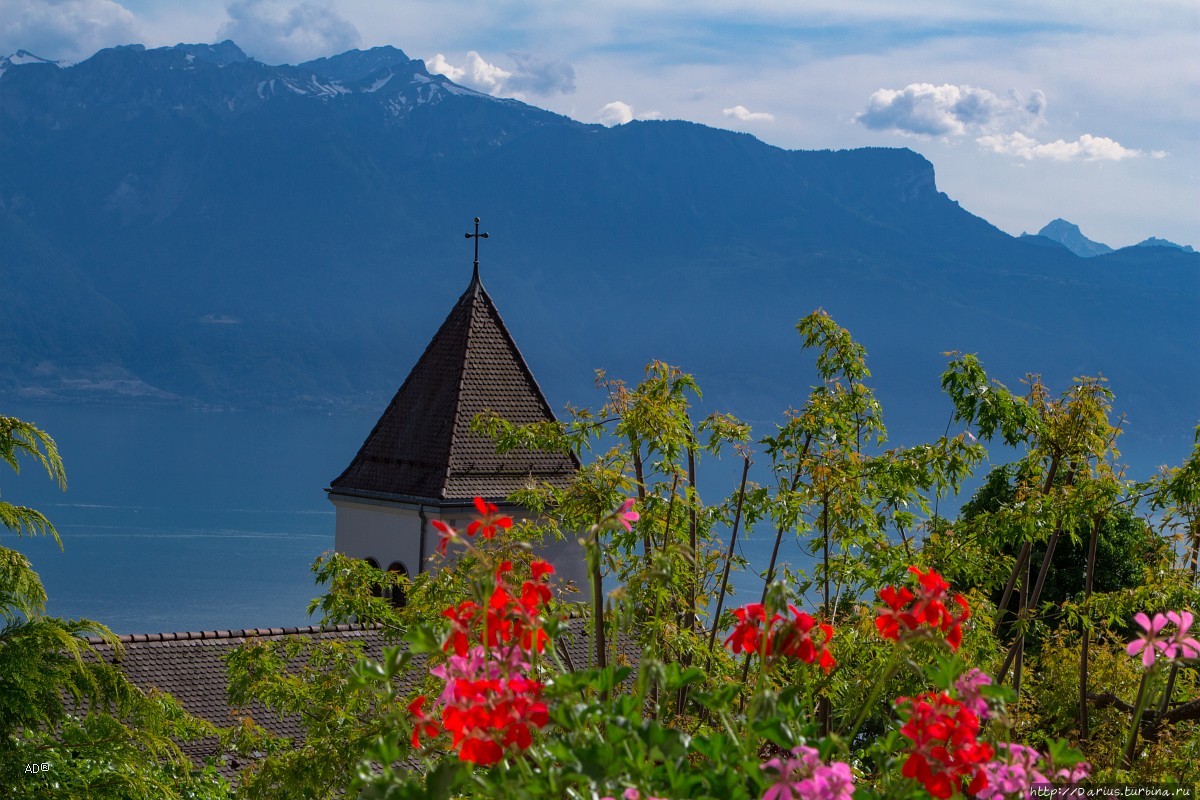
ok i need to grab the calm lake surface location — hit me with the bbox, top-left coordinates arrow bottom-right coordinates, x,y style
3,403 -> 1190,634
5,404 -> 372,633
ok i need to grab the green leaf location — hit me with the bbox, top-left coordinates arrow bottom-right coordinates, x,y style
405,623 -> 443,654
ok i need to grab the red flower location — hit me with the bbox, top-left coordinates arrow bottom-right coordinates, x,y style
408,695 -> 440,749
723,603 -> 836,671
432,519 -> 456,556
875,567 -> 970,651
725,603 -> 777,655
432,649 -> 551,765
443,600 -> 479,655
427,556 -> 562,765
897,692 -> 992,798
467,496 -> 514,540
875,585 -> 917,641
775,605 -> 836,673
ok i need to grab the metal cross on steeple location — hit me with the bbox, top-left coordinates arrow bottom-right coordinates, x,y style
464,216 -> 489,282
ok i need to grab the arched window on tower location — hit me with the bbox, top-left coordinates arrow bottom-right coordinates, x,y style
364,557 -> 383,598
386,561 -> 409,608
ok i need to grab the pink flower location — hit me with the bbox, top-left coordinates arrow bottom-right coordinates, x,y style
598,790 -> 666,800
975,743 -> 1089,799
1127,612 -> 1172,668
1165,610 -> 1200,661
617,498 -> 640,531
954,668 -> 994,721
761,745 -> 854,800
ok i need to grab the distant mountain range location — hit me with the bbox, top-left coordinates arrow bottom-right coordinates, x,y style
0,41 -> 1196,452
1021,219 -> 1193,258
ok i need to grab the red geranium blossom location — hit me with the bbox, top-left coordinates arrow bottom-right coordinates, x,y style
408,695 -> 441,749
467,496 -> 513,539
432,518 -> 456,556
724,603 -> 837,672
725,603 -> 779,655
421,557 -> 559,764
875,566 -> 970,651
775,605 -> 836,673
897,692 -> 992,799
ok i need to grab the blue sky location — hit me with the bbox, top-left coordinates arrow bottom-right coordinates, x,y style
2,0 -> 1196,247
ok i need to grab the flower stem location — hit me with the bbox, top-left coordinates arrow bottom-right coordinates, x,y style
845,656 -> 901,745
1122,668 -> 1153,768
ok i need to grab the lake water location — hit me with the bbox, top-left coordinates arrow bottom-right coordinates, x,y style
3,403 -> 1190,634
4,404 -> 371,633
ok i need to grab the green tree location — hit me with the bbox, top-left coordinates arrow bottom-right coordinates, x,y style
957,463 -> 1163,607
0,415 -> 231,799
215,318 -> 1199,796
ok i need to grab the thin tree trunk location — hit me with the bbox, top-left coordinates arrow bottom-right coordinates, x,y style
896,520 -> 912,560
590,528 -> 608,700
1012,557 -> 1029,701
995,453 -> 1062,630
629,432 -> 649,556
1159,664 -> 1180,718
650,474 -> 679,719
661,475 -> 679,552
677,430 -> 699,715
739,437 -> 810,693
1080,514 -> 1101,738
1189,516 -> 1199,584
999,470 -> 1078,684
760,435 -> 812,598
706,456 -> 751,669
821,489 -> 831,616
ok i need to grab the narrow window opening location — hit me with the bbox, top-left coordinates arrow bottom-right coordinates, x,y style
386,561 -> 408,608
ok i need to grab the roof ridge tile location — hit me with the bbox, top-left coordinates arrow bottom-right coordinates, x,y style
84,622 -> 377,646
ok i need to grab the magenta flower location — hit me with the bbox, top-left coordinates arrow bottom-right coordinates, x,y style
975,743 -> 1090,799
1127,612 -> 1172,667
954,668 -> 993,721
1165,610 -> 1200,661
599,790 -> 666,800
617,498 -> 640,531
761,745 -> 854,800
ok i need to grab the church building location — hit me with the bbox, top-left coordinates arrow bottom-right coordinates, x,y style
327,221 -> 584,589
79,222 -> 598,782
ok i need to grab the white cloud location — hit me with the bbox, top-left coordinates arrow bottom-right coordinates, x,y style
0,0 -> 139,61
722,104 -> 774,122
856,83 -> 1044,137
595,101 -> 661,125
425,53 -> 463,82
427,50 -> 575,97
599,100 -> 634,126
218,0 -> 360,65
977,132 -> 1143,162
427,51 -> 510,94
856,82 -> 1149,163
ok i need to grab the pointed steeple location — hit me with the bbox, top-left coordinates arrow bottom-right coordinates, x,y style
330,273 -> 577,503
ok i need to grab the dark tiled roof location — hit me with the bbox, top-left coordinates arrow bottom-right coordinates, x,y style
330,273 -> 578,503
85,624 -> 400,778
85,620 -> 634,781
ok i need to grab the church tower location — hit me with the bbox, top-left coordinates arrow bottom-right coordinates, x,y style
327,221 -> 582,589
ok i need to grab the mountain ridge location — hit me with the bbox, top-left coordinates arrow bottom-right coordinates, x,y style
0,42 -> 1195,450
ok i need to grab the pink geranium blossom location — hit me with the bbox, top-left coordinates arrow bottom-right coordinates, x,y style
1127,612 -> 1172,667
975,743 -> 1089,799
599,790 -> 666,800
1165,610 -> 1200,661
761,745 -> 855,800
954,668 -> 994,721
617,498 -> 640,531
